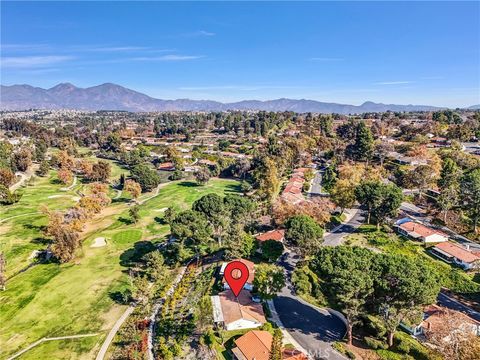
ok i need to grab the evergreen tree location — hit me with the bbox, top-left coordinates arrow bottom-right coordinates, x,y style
269,328 -> 283,360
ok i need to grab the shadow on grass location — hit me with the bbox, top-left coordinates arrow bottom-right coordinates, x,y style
119,217 -> 134,225
178,181 -> 200,188
31,237 -> 51,245
224,183 -> 242,193
50,178 -> 62,185
23,223 -> 46,232
154,216 -> 167,225
120,241 -> 156,267
109,289 -> 132,305
112,197 -> 130,204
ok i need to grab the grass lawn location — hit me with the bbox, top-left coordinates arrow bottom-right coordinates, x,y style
0,171 -> 81,278
0,177 -> 240,359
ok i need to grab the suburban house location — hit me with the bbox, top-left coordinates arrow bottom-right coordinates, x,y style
220,258 -> 255,291
396,218 -> 449,244
430,242 -> 480,270
157,162 -> 175,171
281,169 -> 307,205
255,229 -> 285,243
231,330 -> 308,360
211,290 -> 266,331
401,305 -> 480,337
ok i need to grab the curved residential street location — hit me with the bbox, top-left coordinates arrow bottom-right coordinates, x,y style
273,251 -> 347,360
323,208 -> 365,247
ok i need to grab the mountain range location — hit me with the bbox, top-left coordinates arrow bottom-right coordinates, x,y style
0,82 -> 466,114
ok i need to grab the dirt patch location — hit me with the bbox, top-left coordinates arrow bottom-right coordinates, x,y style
91,237 -> 107,248
81,205 -> 126,236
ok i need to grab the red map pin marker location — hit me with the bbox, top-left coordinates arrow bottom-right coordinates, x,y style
224,260 -> 250,297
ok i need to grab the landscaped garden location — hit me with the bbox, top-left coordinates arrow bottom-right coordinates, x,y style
0,175 -> 240,359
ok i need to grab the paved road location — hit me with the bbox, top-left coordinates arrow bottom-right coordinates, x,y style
273,251 -> 347,360
399,202 -> 431,222
309,171 -> 323,195
323,209 -> 365,246
437,292 -> 480,322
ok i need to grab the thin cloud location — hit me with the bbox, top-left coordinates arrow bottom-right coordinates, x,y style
1,55 -> 74,68
131,55 -> 204,61
187,30 -> 215,37
86,46 -> 150,52
1,43 -> 51,51
309,57 -> 344,62
172,30 -> 216,38
375,81 -> 414,85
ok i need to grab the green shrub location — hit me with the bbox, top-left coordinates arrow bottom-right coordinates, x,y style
366,232 -> 390,246
395,339 -> 411,354
376,350 -> 414,360
364,315 -> 387,338
345,349 -> 356,359
393,332 -> 437,360
364,336 -> 388,350
292,266 -> 312,295
332,342 -> 356,359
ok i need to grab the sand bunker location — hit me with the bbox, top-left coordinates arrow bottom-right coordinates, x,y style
72,196 -> 80,202
91,237 -> 107,248
28,250 -> 41,260
154,208 -> 169,212
48,194 -> 68,199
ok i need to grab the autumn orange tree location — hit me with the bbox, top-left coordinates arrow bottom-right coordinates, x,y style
272,198 -> 333,226
42,208 -> 81,262
124,179 -> 142,199
58,168 -> 73,185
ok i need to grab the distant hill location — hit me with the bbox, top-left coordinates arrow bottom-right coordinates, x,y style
468,104 -> 480,110
0,82 -> 461,114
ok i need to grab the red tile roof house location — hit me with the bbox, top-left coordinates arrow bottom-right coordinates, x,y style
211,290 -> 266,331
395,218 -> 449,244
430,242 -> 480,270
255,229 -> 285,243
255,229 -> 285,255
220,258 -> 255,291
231,330 -> 308,360
156,162 -> 175,171
401,305 -> 480,337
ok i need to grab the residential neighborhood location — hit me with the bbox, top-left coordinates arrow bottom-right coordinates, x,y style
1,1 -> 480,360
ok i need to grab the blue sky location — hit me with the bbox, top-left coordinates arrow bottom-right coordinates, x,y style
1,1 -> 479,107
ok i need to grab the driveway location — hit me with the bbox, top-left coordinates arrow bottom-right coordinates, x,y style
273,251 -> 347,360
437,292 -> 480,322
323,209 -> 365,246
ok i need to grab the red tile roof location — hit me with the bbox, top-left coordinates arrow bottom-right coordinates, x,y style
222,258 -> 255,284
282,349 -> 308,360
256,229 -> 285,242
218,290 -> 266,326
233,330 -> 272,360
233,330 -> 308,360
433,242 -> 480,263
399,221 -> 447,238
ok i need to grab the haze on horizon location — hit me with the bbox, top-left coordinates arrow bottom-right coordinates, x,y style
1,1 -> 479,108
